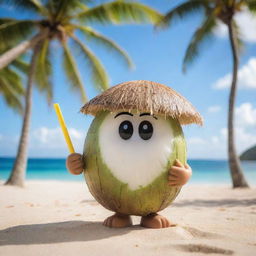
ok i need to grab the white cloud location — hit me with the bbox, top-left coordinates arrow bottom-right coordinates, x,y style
208,105 -> 221,113
32,127 -> 65,147
211,136 -> 220,144
213,58 -> 256,89
0,126 -> 87,157
217,102 -> 256,154
233,102 -> 256,152
213,73 -> 232,89
235,102 -> 256,127
214,21 -> 226,38
187,102 -> 256,158
220,127 -> 256,154
187,137 -> 206,145
214,8 -> 256,43
31,126 -> 86,155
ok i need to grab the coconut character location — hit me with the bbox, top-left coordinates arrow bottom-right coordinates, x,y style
66,80 -> 203,229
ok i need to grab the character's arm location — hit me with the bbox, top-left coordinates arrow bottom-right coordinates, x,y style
168,159 -> 192,186
66,153 -> 84,175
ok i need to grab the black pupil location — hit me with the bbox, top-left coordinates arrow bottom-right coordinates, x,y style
119,121 -> 133,140
139,121 -> 153,140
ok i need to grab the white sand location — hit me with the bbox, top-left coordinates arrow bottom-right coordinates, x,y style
0,181 -> 256,256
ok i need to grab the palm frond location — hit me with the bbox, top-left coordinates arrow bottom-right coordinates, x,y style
75,1 -> 162,24
157,0 -> 206,27
73,24 -> 133,68
73,1 -> 89,12
0,68 -> 24,113
62,42 -> 88,102
246,0 -> 256,11
71,35 -> 109,92
0,78 -> 23,112
0,66 -> 23,89
0,19 -> 36,51
183,15 -> 217,72
34,39 -> 53,103
47,0 -> 89,20
11,58 -> 29,74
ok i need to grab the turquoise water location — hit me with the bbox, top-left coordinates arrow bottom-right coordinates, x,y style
0,157 -> 255,185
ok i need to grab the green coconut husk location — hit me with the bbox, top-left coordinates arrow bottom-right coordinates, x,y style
83,111 -> 186,216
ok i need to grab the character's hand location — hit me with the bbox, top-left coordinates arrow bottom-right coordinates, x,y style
66,153 -> 84,175
168,159 -> 192,186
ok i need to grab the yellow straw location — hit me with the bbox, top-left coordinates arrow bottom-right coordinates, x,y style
53,103 -> 75,153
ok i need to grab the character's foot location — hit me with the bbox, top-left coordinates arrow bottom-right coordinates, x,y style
140,213 -> 174,229
103,213 -> 132,228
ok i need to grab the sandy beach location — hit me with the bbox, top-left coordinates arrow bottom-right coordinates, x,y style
0,181 -> 255,256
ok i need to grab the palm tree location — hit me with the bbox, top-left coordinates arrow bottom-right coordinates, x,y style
0,0 -> 162,187
158,0 -> 255,188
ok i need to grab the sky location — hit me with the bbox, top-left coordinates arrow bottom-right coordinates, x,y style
0,0 -> 256,159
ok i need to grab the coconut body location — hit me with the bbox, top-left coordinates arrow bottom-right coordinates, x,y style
83,111 -> 186,216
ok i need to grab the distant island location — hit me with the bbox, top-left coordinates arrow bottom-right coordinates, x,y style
240,145 -> 256,161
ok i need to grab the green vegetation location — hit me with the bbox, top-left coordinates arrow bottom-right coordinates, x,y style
0,58 -> 26,114
240,145 -> 256,161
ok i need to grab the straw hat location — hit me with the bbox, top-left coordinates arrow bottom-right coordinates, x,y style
81,80 -> 203,125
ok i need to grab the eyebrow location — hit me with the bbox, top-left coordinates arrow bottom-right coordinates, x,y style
114,112 -> 133,118
140,113 -> 158,120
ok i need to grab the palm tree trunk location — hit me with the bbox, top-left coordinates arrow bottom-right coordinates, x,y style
0,32 -> 46,70
227,20 -> 249,188
5,44 -> 40,187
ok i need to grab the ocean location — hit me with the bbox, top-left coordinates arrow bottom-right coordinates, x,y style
0,157 -> 255,185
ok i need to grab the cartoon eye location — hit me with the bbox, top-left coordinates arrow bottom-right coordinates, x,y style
139,121 -> 153,140
119,120 -> 133,140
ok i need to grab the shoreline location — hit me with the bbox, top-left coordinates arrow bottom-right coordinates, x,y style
1,179 -> 255,187
1,181 -> 256,255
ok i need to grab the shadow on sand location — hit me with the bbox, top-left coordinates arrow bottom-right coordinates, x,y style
0,220 -> 134,246
173,198 -> 256,207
